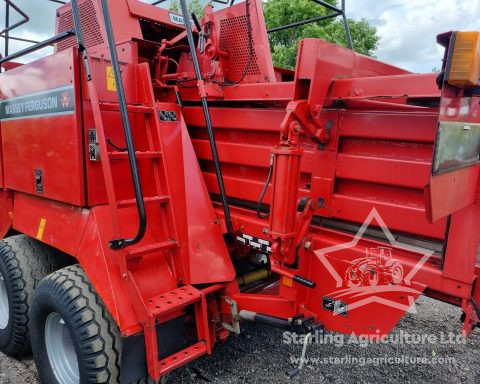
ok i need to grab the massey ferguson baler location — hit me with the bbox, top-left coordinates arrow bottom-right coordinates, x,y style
0,0 -> 479,383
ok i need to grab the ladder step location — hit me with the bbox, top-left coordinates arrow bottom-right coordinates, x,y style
127,240 -> 177,259
109,150 -> 162,160
159,342 -> 207,375
147,285 -> 202,317
117,195 -> 170,208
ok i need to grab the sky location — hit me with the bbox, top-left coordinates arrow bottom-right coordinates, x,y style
0,0 -> 479,73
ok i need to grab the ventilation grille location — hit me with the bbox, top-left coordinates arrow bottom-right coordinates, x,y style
219,15 -> 260,79
56,0 -> 103,52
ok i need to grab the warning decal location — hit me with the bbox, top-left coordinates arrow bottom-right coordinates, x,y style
106,66 -> 117,92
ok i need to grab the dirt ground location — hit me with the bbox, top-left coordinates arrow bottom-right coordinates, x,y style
1,296 -> 479,384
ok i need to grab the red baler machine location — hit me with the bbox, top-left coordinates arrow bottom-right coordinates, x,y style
0,0 -> 479,383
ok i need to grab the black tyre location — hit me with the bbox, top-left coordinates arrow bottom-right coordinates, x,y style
0,234 -> 68,356
30,265 -> 122,384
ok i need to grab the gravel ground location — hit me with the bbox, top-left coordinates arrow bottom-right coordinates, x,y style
1,296 -> 479,384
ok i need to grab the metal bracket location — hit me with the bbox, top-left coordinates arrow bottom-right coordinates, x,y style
221,297 -> 241,334
280,100 -> 330,145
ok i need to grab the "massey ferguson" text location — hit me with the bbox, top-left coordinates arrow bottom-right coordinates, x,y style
5,96 -> 58,115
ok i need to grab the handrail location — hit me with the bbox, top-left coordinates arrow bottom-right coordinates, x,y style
0,31 -> 75,65
1,0 -> 69,60
266,0 -> 353,50
99,0 -> 148,249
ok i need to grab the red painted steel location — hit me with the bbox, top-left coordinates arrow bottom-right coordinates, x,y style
0,0 -> 479,379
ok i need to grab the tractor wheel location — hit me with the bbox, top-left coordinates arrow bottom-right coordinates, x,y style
344,266 -> 362,287
387,261 -> 404,285
0,234 -> 68,356
362,267 -> 379,287
29,265 -> 158,384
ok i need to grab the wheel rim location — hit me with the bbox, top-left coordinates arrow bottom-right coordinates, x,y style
0,272 -> 9,330
45,312 -> 80,384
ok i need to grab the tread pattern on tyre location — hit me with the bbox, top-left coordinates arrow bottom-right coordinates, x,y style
0,234 -> 67,355
36,265 -> 122,383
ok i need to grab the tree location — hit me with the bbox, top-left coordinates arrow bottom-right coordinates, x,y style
170,0 -> 206,18
263,0 -> 379,68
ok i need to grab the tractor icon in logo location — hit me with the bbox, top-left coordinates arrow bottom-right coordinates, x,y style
344,246 -> 404,288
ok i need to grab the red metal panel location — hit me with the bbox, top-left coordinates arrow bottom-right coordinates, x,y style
442,204 -> 480,283
55,0 -> 106,53
12,192 -> 90,257
0,48 -> 84,206
306,251 -> 425,336
425,165 -> 480,222
186,105 -> 445,239
340,138 -> 433,161
336,154 -> 431,189
330,194 -> 446,239
180,118 -> 236,284
180,82 -> 294,102
192,139 -> 313,174
126,0 -> 185,31
56,0 -> 143,48
0,190 -> 12,238
183,106 -> 286,132
327,110 -> 445,238
339,111 -> 438,143
328,73 -> 440,101
296,39 -> 410,81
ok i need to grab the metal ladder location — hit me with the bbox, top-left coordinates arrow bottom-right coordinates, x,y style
70,0 -> 211,380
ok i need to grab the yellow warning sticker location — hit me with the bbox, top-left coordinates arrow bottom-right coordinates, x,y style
106,66 -> 117,92
36,218 -> 47,240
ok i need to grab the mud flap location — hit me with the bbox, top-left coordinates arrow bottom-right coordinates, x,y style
120,316 -> 185,384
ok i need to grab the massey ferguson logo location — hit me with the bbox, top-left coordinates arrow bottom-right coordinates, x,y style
0,85 -> 75,121
314,208 -> 434,314
60,92 -> 71,108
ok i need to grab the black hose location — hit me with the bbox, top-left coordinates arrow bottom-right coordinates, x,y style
257,155 -> 274,219
106,138 -> 127,152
